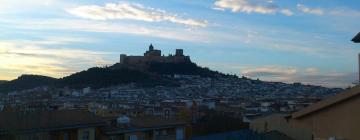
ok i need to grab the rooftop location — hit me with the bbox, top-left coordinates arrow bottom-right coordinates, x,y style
102,116 -> 188,134
189,129 -> 294,140
0,110 -> 105,134
292,85 -> 360,119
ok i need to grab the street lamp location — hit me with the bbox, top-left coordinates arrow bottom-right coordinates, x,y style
352,32 -> 360,84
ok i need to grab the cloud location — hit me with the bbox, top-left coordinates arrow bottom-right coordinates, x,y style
270,43 -> 318,54
0,37 -> 110,80
329,8 -> 360,18
0,17 -> 233,43
0,0 -> 68,13
240,65 -> 354,88
297,4 -> 324,16
213,0 -> 293,16
280,9 -> 294,16
67,2 -> 208,27
318,8 -> 360,33
225,23 -> 360,57
203,62 -> 355,88
0,0 -> 57,8
305,68 -> 319,74
242,66 -> 297,77
290,72 -> 356,88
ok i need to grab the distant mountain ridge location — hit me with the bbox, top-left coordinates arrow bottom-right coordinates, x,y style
0,61 -> 343,94
0,80 -> 8,85
0,61 -> 218,92
0,75 -> 57,92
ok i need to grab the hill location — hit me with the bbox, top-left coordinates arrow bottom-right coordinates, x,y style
147,62 -> 223,77
0,75 -> 57,93
111,62 -> 226,77
0,61 -> 342,94
0,62 -> 207,92
58,62 -> 220,89
0,80 -> 7,85
59,67 -> 178,89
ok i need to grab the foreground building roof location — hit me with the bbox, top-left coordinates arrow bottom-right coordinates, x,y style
189,129 -> 294,140
102,116 -> 189,134
293,85 -> 360,119
0,110 -> 105,134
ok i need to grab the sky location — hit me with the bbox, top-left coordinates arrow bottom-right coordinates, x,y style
0,0 -> 359,88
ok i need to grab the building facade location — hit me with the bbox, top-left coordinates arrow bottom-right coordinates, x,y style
250,114 -> 312,140
0,110 -> 105,140
291,86 -> 360,140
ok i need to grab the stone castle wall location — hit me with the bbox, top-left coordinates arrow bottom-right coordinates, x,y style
120,45 -> 190,64
121,55 -> 190,64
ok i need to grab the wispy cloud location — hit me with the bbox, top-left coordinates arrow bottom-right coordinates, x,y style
67,2 -> 208,27
0,37 -> 109,80
0,0 -> 69,13
225,23 -> 360,57
0,17 -> 236,43
242,65 -> 297,77
297,4 -> 324,15
280,9 -> 294,16
213,0 -> 293,16
289,72 -> 356,88
329,8 -> 360,18
202,62 -> 355,88
240,65 -> 354,88
0,0 -> 57,8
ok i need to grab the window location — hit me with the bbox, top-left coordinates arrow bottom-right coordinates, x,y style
264,122 -> 268,132
109,136 -> 116,140
82,130 -> 90,140
161,130 -> 167,135
154,131 -> 160,136
129,135 -> 137,140
176,128 -> 184,140
31,135 -> 39,140
64,132 -> 69,140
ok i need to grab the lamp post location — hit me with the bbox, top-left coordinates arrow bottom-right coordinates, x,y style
352,32 -> 360,84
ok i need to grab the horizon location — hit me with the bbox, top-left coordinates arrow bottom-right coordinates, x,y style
0,45 -> 346,89
1,0 -> 360,88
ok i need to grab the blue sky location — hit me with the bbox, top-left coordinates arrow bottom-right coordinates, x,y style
0,0 -> 359,87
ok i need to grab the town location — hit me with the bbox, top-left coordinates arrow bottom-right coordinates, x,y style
0,45 -> 351,140
1,0 -> 360,139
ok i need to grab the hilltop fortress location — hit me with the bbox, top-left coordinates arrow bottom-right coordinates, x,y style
120,44 -> 191,64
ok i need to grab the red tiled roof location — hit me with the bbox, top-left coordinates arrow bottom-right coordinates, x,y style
292,85 -> 360,119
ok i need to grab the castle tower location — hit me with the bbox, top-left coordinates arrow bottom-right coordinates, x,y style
175,49 -> 184,56
120,54 -> 127,64
144,44 -> 161,56
149,44 -> 154,51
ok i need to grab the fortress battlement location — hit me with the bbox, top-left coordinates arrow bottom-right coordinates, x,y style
120,44 -> 191,64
